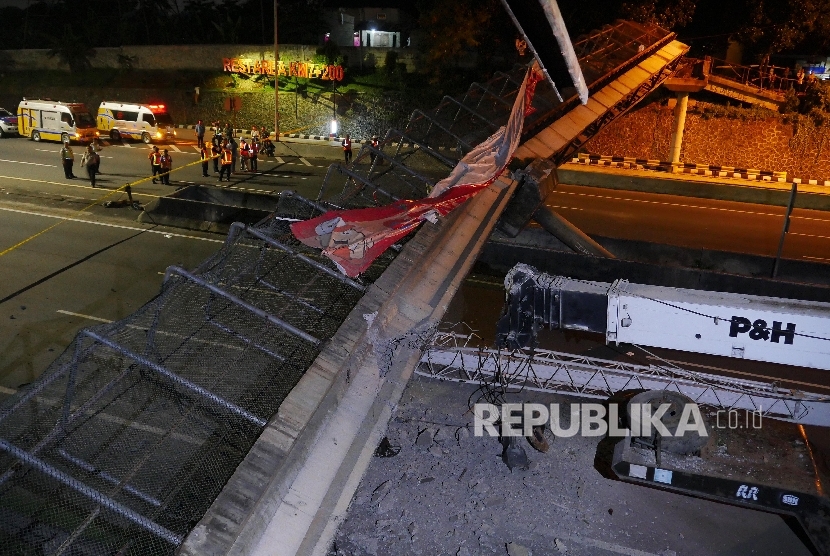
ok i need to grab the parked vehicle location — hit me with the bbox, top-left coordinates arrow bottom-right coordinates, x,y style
97,102 -> 176,143
0,107 -> 19,137
17,99 -> 98,143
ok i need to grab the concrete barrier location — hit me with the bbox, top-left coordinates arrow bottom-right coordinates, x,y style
138,185 -> 280,232
558,165 -> 830,210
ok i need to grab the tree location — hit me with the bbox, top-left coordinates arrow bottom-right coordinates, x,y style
417,0 -> 509,84
47,25 -> 96,73
619,0 -> 696,30
736,0 -> 830,59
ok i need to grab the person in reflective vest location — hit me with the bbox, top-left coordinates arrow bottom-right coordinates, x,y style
370,135 -> 379,164
239,139 -> 250,172
149,146 -> 161,183
342,133 -> 352,164
60,141 -> 75,179
219,142 -> 233,181
160,149 -> 173,185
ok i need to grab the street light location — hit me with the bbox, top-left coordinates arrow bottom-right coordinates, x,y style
273,0 -> 280,141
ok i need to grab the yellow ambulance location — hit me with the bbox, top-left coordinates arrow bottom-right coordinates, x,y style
96,101 -> 176,143
17,99 -> 98,143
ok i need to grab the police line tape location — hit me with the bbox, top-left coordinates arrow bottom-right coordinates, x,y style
0,154 -> 217,259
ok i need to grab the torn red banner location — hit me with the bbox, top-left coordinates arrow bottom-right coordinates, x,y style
292,63 -> 542,277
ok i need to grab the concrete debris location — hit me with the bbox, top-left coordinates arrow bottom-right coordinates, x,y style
456,426 -> 471,443
376,494 -> 397,515
329,378 -> 809,556
371,480 -> 391,503
506,541 -> 530,556
415,428 -> 434,448
470,480 -> 490,494
428,444 -> 443,457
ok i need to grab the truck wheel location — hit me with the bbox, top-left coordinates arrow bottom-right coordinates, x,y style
61,133 -> 70,144
142,132 -> 151,144
110,130 -> 121,141
32,131 -> 41,142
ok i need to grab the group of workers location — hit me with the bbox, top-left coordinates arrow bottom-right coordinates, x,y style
197,125 -> 273,182
60,122 -> 379,189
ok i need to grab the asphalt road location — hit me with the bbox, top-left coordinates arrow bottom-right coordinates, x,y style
548,184 -> 830,263
0,133 -> 333,205
0,133 -> 340,394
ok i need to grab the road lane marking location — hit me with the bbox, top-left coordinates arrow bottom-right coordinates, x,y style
0,158 -> 56,168
36,148 -> 112,159
556,189 -> 830,225
168,144 -> 182,152
121,141 -> 133,148
0,174 -> 160,197
552,190 -> 786,218
790,232 -> 830,240
56,309 -> 112,323
56,309 -> 266,353
0,206 -> 224,243
299,157 -> 312,166
276,157 -> 285,164
0,155 -> 211,258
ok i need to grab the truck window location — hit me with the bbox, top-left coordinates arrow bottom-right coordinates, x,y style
142,112 -> 156,127
74,112 -> 95,128
61,112 -> 75,127
154,112 -> 174,126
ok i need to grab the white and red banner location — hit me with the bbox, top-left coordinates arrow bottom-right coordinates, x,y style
291,64 -> 543,277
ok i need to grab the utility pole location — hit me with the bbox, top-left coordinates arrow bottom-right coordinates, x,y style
273,0 -> 280,141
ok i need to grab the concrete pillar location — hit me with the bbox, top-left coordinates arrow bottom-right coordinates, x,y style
669,91 -> 689,164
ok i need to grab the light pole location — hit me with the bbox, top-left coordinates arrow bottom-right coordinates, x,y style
273,0 -> 280,141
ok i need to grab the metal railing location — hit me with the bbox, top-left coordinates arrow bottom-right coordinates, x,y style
705,56 -> 795,94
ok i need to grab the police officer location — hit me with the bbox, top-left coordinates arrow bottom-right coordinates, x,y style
60,141 -> 75,179
195,119 -> 206,148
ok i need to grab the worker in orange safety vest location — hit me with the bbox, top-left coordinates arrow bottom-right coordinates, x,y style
219,143 -> 233,181
148,146 -> 162,183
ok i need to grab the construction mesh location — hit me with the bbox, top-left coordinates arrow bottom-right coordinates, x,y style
0,195 -> 385,556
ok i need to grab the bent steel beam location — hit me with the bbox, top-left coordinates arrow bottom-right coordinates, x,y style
230,222 -> 365,291
0,438 -> 183,546
82,330 -> 267,427
383,129 -> 457,167
162,266 -> 321,347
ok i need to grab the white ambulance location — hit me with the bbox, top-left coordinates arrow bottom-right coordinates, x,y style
17,99 -> 99,143
97,102 -> 176,143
